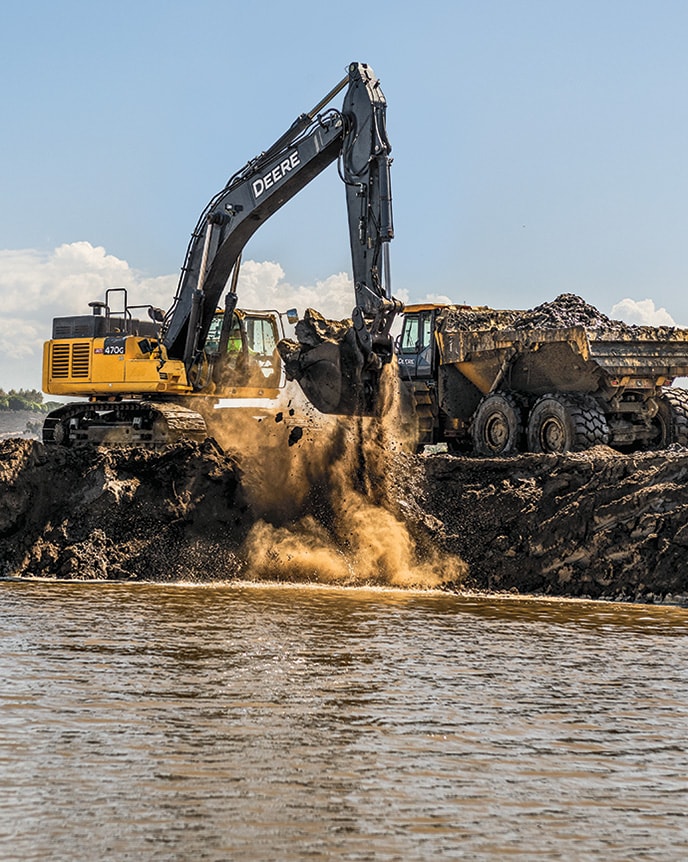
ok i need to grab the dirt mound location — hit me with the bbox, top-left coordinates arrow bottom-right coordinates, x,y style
394,446 -> 688,604
1,433 -> 687,603
439,292 -> 679,337
0,410 -> 452,588
0,439 -> 247,581
511,293 -> 617,330
437,292 -> 618,333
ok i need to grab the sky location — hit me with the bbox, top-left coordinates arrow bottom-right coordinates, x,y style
1,0 -> 687,390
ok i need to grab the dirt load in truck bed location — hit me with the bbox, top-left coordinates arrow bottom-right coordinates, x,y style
437,293 -> 688,362
1,435 -> 687,605
439,292 -> 673,334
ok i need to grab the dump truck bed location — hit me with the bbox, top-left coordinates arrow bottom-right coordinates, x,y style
436,299 -> 688,396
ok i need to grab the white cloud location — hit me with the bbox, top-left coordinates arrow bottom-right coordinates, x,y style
0,242 -> 176,318
0,318 -> 41,359
235,260 -> 355,320
0,242 -> 178,390
418,292 -> 454,306
610,298 -> 677,326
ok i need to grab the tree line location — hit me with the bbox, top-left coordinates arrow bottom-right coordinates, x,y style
0,388 -> 61,413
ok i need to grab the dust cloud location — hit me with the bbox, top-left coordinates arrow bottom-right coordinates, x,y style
207,371 -> 460,588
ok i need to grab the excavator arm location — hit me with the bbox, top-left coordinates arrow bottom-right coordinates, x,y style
278,63 -> 403,414
161,61 -> 401,414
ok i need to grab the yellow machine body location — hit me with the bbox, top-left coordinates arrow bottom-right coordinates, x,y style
41,306 -> 283,446
43,308 -> 282,401
43,337 -> 190,397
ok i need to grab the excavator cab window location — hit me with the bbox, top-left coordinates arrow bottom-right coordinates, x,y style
206,311 -> 245,358
226,315 -> 244,356
205,313 -> 224,355
208,310 -> 280,389
245,316 -> 277,357
244,314 -> 280,385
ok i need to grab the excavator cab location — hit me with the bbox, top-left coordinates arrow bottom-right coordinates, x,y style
204,308 -> 282,395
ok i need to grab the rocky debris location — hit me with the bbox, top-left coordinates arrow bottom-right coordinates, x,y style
277,309 -> 372,415
510,293 -> 617,330
295,308 -> 353,347
278,308 -> 354,379
440,292 -> 680,337
439,292 -> 616,333
439,305 -> 519,332
1,434 -> 687,604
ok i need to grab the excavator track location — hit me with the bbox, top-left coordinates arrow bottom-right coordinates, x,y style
42,400 -> 208,448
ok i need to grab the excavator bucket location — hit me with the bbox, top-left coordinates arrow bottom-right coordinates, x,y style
277,310 -> 377,415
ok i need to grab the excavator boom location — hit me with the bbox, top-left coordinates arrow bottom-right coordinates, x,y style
275,63 -> 403,415
162,105 -> 345,366
162,61 -> 401,414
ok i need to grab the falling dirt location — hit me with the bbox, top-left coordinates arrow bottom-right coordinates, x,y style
203,375 -> 452,588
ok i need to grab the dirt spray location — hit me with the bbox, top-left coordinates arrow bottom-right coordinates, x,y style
208,369 -> 464,588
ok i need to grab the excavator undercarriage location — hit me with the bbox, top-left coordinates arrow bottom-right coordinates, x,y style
42,400 -> 208,448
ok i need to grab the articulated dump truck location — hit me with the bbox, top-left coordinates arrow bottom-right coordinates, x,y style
395,293 -> 688,455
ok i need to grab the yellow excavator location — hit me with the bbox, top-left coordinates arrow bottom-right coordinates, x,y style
42,61 -> 401,446
42,282 -> 287,445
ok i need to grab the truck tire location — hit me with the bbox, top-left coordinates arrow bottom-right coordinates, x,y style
470,392 -> 526,456
656,388 -> 688,447
527,394 -> 610,453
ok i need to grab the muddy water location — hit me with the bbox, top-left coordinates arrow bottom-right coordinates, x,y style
1,582 -> 688,861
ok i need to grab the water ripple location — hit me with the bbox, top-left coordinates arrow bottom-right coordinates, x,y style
1,581 -> 688,860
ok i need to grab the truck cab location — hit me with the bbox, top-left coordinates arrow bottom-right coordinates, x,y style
396,305 -> 441,381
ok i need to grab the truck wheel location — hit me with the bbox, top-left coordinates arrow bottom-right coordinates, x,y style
656,388 -> 688,447
470,392 -> 525,456
527,394 -> 610,453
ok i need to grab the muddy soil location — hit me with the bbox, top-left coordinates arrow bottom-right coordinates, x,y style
0,439 -> 247,581
438,291 -> 682,338
393,446 -> 688,603
1,434 -> 687,603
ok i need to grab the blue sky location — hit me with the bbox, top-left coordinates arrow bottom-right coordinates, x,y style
1,0 -> 687,389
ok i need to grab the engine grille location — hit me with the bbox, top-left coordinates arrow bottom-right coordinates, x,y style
71,342 -> 90,378
50,342 -> 91,380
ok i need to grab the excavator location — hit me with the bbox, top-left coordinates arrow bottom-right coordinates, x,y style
42,61 -> 401,446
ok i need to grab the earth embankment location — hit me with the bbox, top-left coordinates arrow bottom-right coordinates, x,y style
397,446 -> 688,602
0,439 -> 246,581
1,436 -> 687,603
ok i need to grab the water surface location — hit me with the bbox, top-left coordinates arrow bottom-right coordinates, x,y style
1,581 -> 687,860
